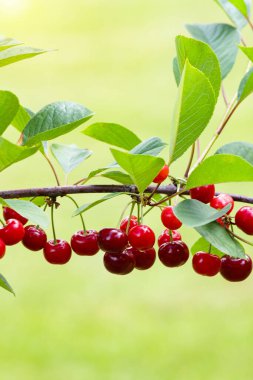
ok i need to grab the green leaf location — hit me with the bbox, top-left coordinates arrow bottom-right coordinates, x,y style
110,149 -> 165,193
191,237 -> 229,257
86,167 -> 108,181
11,106 -> 33,132
173,199 -> 231,227
239,46 -> 253,62
196,222 -> 245,258
73,193 -> 124,216
0,91 -> 19,135
228,0 -> 249,16
0,274 -> 15,296
22,101 -> 94,146
238,68 -> 253,101
0,46 -> 47,68
21,196 -> 46,207
186,23 -> 240,79
50,143 -> 92,174
187,154 -> 253,189
170,61 -> 216,163
216,141 -> 253,165
176,35 -> 221,100
102,171 -> 133,184
130,137 -> 167,156
173,57 -> 181,85
214,0 -> 251,29
0,137 -> 38,172
83,123 -> 141,150
0,37 -> 21,52
0,199 -> 49,228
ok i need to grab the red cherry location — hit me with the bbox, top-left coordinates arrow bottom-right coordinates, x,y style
125,246 -> 156,270
192,251 -> 221,277
103,250 -> 135,275
120,215 -> 138,234
153,165 -> 169,184
128,225 -> 155,250
22,225 -> 47,251
98,228 -> 128,253
235,206 -> 253,235
71,230 -> 99,256
0,238 -> 6,259
0,219 -> 25,246
210,193 -> 234,214
220,254 -> 252,282
190,185 -> 215,204
43,239 -> 72,264
161,206 -> 182,230
3,207 -> 28,225
158,229 -> 182,247
158,241 -> 189,267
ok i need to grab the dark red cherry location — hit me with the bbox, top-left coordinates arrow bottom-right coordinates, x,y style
125,246 -> 156,270
43,239 -> 72,265
161,206 -> 182,230
235,206 -> 253,235
98,228 -> 128,253
0,219 -> 25,246
0,238 -> 6,259
153,165 -> 169,184
71,230 -> 99,256
3,207 -> 28,225
22,225 -> 47,251
190,185 -> 215,204
210,193 -> 234,214
128,225 -> 155,250
192,251 -> 221,277
120,215 -> 138,234
103,250 -> 135,275
158,241 -> 189,267
158,229 -> 182,247
220,254 -> 252,282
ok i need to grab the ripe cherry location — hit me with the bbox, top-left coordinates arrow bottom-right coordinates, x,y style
220,254 -> 252,282
192,251 -> 221,277
128,225 -> 155,250
71,230 -> 99,256
153,165 -> 169,184
0,219 -> 25,246
120,215 -> 138,234
190,185 -> 215,204
158,229 -> 182,247
125,246 -> 156,270
22,225 -> 47,251
235,206 -> 253,235
210,193 -> 234,214
158,241 -> 189,267
3,207 -> 28,225
0,238 -> 6,259
98,228 -> 128,253
103,250 -> 135,275
161,206 -> 182,230
43,239 -> 72,264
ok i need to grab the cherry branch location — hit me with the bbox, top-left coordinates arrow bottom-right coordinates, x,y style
0,185 -> 253,204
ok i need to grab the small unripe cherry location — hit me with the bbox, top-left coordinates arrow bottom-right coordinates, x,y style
158,229 -> 182,247
235,206 -> 253,235
153,165 -> 169,184
192,251 -> 221,277
190,185 -> 215,204
161,206 -> 182,230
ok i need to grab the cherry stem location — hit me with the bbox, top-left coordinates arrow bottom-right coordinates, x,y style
228,230 -> 253,247
66,195 -> 86,233
221,84 -> 229,107
126,202 -> 135,234
0,218 -> 5,226
147,183 -> 160,201
117,201 -> 132,229
137,203 -> 141,225
149,188 -> 186,207
184,143 -> 195,179
51,203 -> 57,245
43,154 -> 61,186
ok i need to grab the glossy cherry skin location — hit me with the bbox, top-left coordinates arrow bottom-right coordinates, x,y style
192,251 -> 221,277
153,165 -> 169,184
0,219 -> 25,246
71,230 -> 99,256
158,229 -> 182,247
190,185 -> 215,204
235,206 -> 253,235
161,206 -> 182,230
210,193 -> 234,215
0,238 -> 6,259
98,228 -> 128,253
128,225 -> 155,250
22,225 -> 47,251
220,254 -> 252,282
103,250 -> 135,275
120,216 -> 138,234
158,241 -> 189,267
125,246 -> 156,270
43,239 -> 72,265
3,207 -> 28,225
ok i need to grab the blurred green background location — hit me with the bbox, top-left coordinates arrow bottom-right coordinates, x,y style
0,0 -> 253,379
